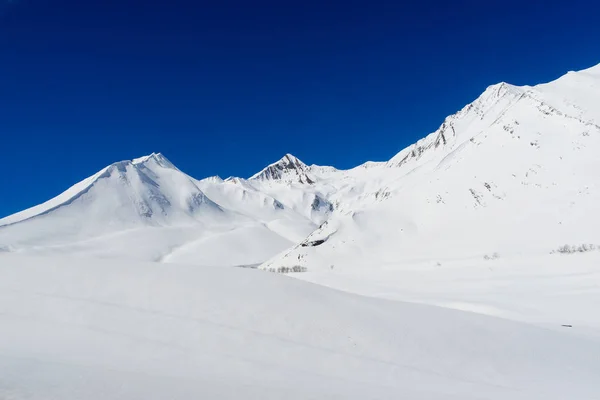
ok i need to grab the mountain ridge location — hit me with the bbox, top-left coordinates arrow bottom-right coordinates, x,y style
1,63 -> 599,269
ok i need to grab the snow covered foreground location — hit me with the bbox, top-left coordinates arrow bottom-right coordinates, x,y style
298,252 -> 600,338
1,253 -> 600,400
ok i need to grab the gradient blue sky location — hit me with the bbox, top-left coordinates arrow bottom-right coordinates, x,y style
1,0 -> 599,217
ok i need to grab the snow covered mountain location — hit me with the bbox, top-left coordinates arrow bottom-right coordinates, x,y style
262,63 -> 600,272
250,153 -> 316,184
1,152 -> 223,230
2,63 -> 600,400
0,152 -> 316,266
1,64 -> 599,274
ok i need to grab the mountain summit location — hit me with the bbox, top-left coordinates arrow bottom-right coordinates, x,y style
250,154 -> 316,184
0,153 -> 222,234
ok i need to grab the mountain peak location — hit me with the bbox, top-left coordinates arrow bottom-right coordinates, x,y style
276,153 -> 307,169
250,153 -> 315,184
386,80 -> 525,169
201,175 -> 224,184
131,152 -> 175,169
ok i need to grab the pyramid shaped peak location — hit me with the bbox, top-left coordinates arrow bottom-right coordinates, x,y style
250,153 -> 314,184
281,153 -> 302,161
275,153 -> 307,168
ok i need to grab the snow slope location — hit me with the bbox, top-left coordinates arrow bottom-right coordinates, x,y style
1,63 -> 599,280
0,153 -> 315,266
1,253 -> 599,400
262,64 -> 600,273
297,252 -> 600,338
0,153 -> 224,238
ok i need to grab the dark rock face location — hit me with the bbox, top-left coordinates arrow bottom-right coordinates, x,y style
311,195 -> 334,213
300,239 -> 326,247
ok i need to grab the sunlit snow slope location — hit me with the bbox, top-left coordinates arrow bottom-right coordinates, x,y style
1,254 -> 599,400
262,64 -> 600,272
1,64 -> 599,272
0,153 -> 316,266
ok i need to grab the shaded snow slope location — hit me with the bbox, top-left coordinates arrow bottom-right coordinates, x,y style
1,253 -> 599,400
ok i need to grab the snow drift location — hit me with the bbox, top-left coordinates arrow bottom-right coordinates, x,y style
1,253 -> 599,400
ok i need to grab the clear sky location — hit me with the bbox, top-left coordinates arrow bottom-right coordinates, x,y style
1,0 -> 599,217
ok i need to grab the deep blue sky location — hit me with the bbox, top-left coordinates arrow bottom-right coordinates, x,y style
1,0 -> 599,217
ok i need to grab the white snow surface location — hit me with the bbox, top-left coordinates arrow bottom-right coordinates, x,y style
1,253 -> 600,400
